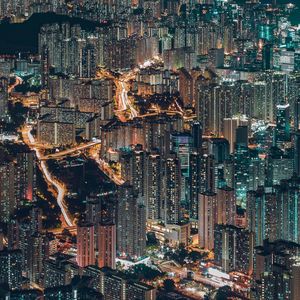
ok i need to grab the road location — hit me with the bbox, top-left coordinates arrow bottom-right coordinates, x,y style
96,57 -> 162,122
22,124 -> 122,221
119,81 -> 127,111
40,140 -> 101,160
119,80 -> 138,119
90,152 -> 125,186
22,126 -> 74,227
158,260 -> 250,297
8,75 -> 23,93
159,263 -> 224,289
97,70 -> 137,121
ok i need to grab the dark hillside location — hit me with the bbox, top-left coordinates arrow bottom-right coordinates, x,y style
0,12 -> 108,54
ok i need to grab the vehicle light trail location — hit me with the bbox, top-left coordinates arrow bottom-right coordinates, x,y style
40,140 -> 101,160
39,159 -> 73,227
24,126 -> 74,227
8,75 -> 23,93
120,82 -> 127,111
96,56 -> 163,122
120,81 -> 138,119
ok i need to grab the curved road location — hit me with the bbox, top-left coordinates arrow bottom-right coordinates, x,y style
120,81 -> 138,119
39,159 -> 73,227
25,127 -> 74,227
96,58 -> 162,121
8,76 -> 23,93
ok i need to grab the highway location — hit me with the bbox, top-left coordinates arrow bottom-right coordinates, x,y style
96,57 -> 163,122
90,152 -> 125,186
120,80 -> 138,119
8,75 -> 23,93
120,81 -> 127,111
39,157 -> 73,227
22,126 -> 74,227
40,140 -> 101,160
22,124 -> 121,222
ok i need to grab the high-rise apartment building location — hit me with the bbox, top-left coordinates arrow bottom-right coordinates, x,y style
96,223 -> 116,269
145,151 -> 163,220
198,191 -> 217,250
116,185 -> 146,258
15,150 -> 36,202
0,249 -> 23,290
275,103 -> 291,146
0,160 -> 16,223
76,222 -> 95,268
247,188 -> 277,246
0,76 -> 8,118
165,154 -> 181,224
216,186 -> 236,226
214,224 -> 254,274
254,240 -> 300,300
44,253 -> 77,288
98,267 -> 157,300
266,147 -> 294,186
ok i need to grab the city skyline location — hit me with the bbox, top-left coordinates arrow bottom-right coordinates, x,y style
0,0 -> 300,299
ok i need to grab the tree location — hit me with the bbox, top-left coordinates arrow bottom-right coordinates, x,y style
164,244 -> 189,265
176,244 -> 189,264
126,265 -> 164,281
5,102 -> 28,131
188,250 -> 207,262
62,228 -> 72,238
215,286 -> 232,300
163,279 -> 175,292
146,232 -> 158,246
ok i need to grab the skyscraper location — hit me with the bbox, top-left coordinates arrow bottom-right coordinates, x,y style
254,240 -> 300,300
0,249 -> 23,290
189,151 -> 201,219
98,267 -> 157,300
28,234 -> 44,284
207,138 -> 229,164
294,131 -> 300,177
0,160 -> 16,223
44,253 -> 76,288
198,191 -> 217,250
165,154 -> 181,224
248,150 -> 265,191
145,151 -> 163,220
189,122 -> 203,219
200,154 -> 215,193
235,125 -> 248,149
76,222 -> 95,268
275,103 -> 291,146
15,150 -> 36,202
81,43 -> 96,78
216,186 -> 236,226
214,224 -> 254,274
247,188 -> 277,246
294,98 -> 300,131
116,185 -> 146,258
262,43 -> 273,70
96,223 -> 116,269
224,117 -> 248,153
120,144 -> 145,199
234,138 -> 250,207
171,132 -> 193,204
266,147 -> 294,186
191,121 -> 203,154
274,178 -> 300,244
0,76 -> 8,118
